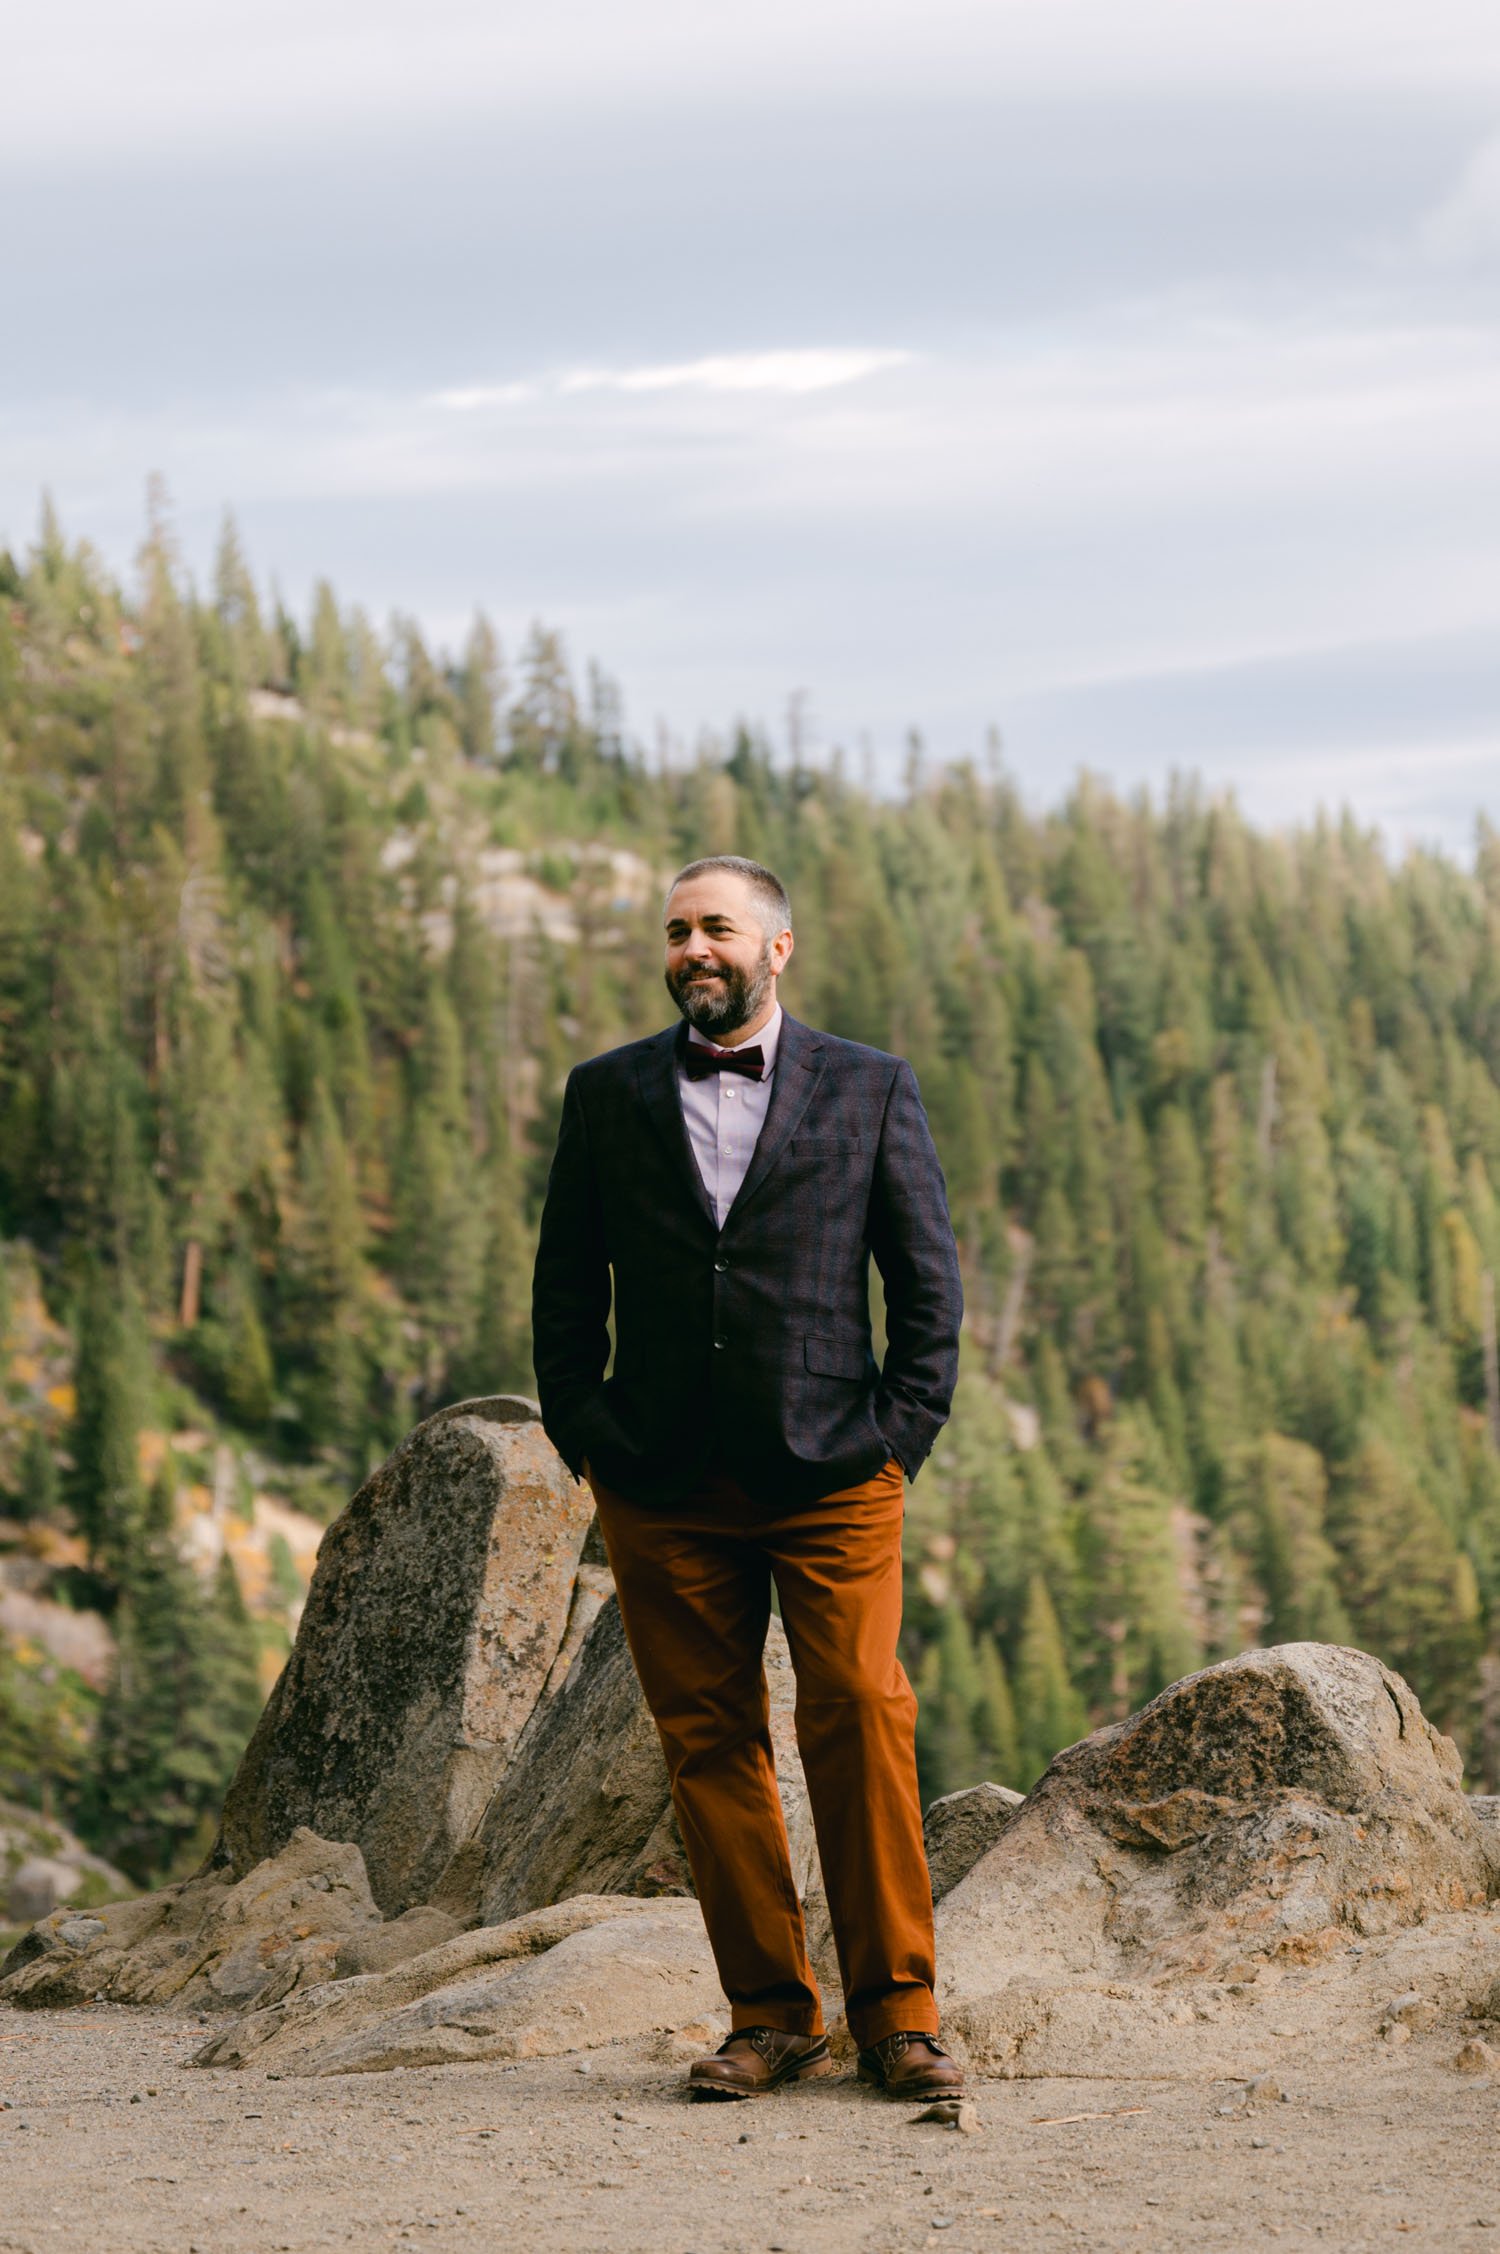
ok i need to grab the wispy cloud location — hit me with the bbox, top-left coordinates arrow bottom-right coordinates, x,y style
428,350 -> 913,411
558,349 -> 914,397
428,381 -> 539,411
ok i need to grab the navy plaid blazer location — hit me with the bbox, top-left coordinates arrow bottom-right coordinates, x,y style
531,1010 -> 963,1509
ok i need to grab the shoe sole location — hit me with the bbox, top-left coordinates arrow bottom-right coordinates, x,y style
688,2051 -> 836,2101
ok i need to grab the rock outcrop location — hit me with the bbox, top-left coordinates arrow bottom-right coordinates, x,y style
193,1896 -> 719,2076
0,1828 -> 381,2011
922,1783 -> 1024,1901
214,1397 -> 596,1916
936,1641 -> 1500,2077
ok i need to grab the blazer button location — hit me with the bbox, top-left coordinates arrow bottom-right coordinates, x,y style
714,1257 -> 728,1272
713,1335 -> 727,1349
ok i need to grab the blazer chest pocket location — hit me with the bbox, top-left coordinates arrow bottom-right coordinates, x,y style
790,1136 -> 861,1156
804,1334 -> 870,1381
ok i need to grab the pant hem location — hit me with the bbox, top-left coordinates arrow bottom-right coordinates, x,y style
730,2009 -> 825,2039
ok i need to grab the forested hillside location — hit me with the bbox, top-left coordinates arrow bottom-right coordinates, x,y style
4,496 -> 1500,1888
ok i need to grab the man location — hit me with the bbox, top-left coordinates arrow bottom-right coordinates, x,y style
532,854 -> 964,2100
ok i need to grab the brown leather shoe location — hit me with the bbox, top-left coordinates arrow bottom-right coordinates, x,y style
856,2031 -> 965,2099
687,2026 -> 834,2100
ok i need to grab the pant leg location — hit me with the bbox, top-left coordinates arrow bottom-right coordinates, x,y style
587,1469 -> 824,2037
762,1457 -> 938,2049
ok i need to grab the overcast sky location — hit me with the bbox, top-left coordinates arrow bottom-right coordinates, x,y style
5,1 -> 1499,851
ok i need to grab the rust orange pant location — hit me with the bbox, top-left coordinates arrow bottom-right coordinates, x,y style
585,1454 -> 937,2050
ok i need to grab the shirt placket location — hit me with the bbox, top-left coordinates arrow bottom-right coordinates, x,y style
718,1075 -> 737,1223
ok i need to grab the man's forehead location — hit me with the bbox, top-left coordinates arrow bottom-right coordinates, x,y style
664,875 -> 757,925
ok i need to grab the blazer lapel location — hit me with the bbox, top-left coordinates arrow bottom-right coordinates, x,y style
635,1023 -> 718,1231
722,1012 -> 825,1229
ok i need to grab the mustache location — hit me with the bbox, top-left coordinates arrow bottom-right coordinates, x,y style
670,967 -> 734,990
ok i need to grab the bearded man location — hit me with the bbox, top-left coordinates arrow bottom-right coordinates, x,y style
531,854 -> 964,2099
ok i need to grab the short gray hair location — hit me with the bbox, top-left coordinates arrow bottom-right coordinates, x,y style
665,856 -> 793,940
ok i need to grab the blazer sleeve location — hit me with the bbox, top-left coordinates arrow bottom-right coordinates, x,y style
867,1058 -> 964,1481
531,1065 -> 612,1479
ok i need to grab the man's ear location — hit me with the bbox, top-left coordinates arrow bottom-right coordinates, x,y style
773,928 -> 795,974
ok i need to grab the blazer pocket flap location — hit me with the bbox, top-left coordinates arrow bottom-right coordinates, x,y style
804,1334 -> 870,1380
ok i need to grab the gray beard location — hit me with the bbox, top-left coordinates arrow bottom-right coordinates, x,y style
665,948 -> 774,1040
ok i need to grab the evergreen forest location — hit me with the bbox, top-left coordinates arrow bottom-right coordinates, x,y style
4,496 -> 1500,1889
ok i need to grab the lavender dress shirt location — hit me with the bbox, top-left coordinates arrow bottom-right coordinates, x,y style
677,1001 -> 783,1228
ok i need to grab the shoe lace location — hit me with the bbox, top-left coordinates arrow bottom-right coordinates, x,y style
876,2031 -> 949,2064
719,2026 -> 780,2059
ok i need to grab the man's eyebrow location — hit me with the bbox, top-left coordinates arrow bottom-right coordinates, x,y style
665,913 -> 739,930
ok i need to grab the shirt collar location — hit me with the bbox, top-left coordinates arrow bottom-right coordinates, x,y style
686,999 -> 782,1074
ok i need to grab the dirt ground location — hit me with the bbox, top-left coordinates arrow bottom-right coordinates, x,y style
2,2001 -> 1498,2254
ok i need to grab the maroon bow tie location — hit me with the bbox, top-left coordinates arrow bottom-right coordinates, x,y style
683,1043 -> 765,1082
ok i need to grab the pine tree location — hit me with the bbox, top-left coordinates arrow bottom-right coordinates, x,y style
975,1632 -> 1021,1786
279,1081 -> 367,1454
1226,1433 -> 1350,1646
1327,1435 -> 1482,1726
79,1466 -> 264,1882
68,1262 -> 150,1573
200,1551 -> 267,1794
915,1607 -> 982,1802
212,513 -> 267,691
16,1425 -> 60,1522
1014,1575 -> 1087,1787
450,1154 -> 536,1399
458,612 -> 506,765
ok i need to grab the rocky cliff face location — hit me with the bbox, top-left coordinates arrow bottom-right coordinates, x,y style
6,1403 -> 1500,2087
